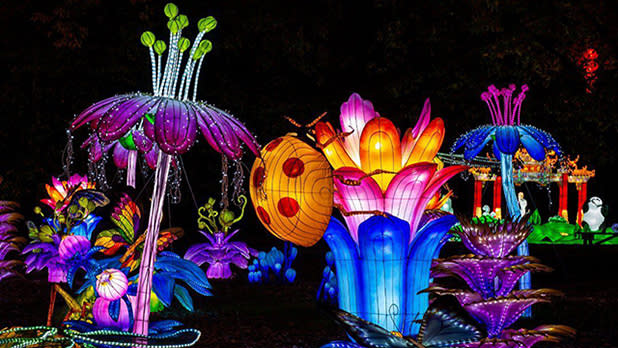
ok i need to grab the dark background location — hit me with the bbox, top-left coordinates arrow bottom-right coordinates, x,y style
1,0 -> 617,230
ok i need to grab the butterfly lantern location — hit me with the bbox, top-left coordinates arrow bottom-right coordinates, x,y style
321,298 -> 482,348
249,135 -> 334,247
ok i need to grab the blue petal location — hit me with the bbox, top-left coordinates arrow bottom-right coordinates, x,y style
495,126 -> 520,154
108,299 -> 120,322
152,272 -> 176,307
519,125 -> 562,156
358,215 -> 409,331
464,134 -> 493,160
520,134 -> 545,161
451,126 -> 493,153
173,284 -> 194,312
323,217 -> 361,315
492,141 -> 502,160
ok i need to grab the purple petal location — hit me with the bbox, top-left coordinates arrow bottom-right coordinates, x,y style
112,142 -> 129,169
154,99 -> 198,154
97,95 -> 162,142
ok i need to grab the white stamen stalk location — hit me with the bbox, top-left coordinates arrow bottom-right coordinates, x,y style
148,47 -> 157,94
192,55 -> 206,101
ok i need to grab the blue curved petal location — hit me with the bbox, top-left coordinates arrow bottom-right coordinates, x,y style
494,126 -> 520,154
492,141 -> 502,160
358,215 -> 409,333
520,134 -> 545,161
451,126 -> 493,154
323,217 -> 362,316
519,125 -> 562,156
405,214 -> 458,334
464,134 -> 493,160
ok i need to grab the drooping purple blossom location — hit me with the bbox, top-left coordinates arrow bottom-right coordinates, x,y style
184,229 -> 257,279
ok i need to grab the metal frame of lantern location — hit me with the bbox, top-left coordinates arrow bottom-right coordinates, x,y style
467,148 -> 595,226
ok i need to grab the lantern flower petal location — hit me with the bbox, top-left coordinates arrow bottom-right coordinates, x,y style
96,95 -> 162,142
333,162 -> 466,241
333,167 -> 384,242
403,117 -> 445,167
384,163 -> 437,237
411,98 -> 432,139
73,94 -> 260,160
494,126 -> 520,155
96,268 -> 129,300
519,133 -> 545,161
339,93 -> 378,166
359,117 -> 402,191
518,125 -> 562,157
315,121 -> 356,170
399,98 -> 432,165
112,142 -> 130,169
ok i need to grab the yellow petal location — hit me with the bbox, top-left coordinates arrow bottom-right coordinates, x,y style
404,118 -> 444,166
359,117 -> 402,191
315,121 -> 356,170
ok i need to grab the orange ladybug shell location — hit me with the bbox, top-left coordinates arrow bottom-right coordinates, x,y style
249,136 -> 334,247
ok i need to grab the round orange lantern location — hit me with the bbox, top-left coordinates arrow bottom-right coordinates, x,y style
249,136 -> 333,247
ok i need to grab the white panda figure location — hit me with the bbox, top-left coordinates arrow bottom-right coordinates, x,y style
582,196 -> 608,232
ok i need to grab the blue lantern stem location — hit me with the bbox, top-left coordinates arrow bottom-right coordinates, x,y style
500,153 -> 531,317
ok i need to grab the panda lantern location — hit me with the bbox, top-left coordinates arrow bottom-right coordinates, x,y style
582,196 -> 608,232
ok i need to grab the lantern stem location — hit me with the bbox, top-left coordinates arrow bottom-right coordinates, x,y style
133,152 -> 172,337
127,150 -> 137,188
500,152 -> 531,316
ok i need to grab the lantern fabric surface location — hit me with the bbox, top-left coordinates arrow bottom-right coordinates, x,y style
249,136 -> 333,247
96,268 -> 129,301
93,296 -> 136,331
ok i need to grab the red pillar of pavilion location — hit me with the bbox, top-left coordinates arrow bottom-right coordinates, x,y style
473,179 -> 483,217
577,182 -> 588,226
558,172 -> 569,221
493,176 -> 502,219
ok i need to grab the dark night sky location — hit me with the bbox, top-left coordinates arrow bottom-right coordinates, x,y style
1,0 -> 617,236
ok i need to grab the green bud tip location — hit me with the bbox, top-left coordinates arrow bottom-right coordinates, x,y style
140,31 -> 156,47
154,40 -> 167,55
177,14 -> 189,29
198,16 -> 217,32
178,37 -> 191,52
164,3 -> 178,19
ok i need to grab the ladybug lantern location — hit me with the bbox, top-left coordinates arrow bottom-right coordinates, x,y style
249,136 -> 334,247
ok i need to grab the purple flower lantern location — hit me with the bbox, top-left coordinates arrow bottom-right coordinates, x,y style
71,4 -> 260,335
425,218 -> 575,347
184,196 -> 257,279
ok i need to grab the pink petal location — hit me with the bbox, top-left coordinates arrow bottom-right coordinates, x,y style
409,165 -> 467,238
339,93 -> 378,166
333,166 -> 384,242
384,163 -> 437,239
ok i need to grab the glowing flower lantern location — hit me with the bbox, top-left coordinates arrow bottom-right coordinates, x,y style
249,136 -> 334,247
451,85 -> 562,302
96,268 -> 129,301
71,3 -> 260,335
314,93 -> 465,335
